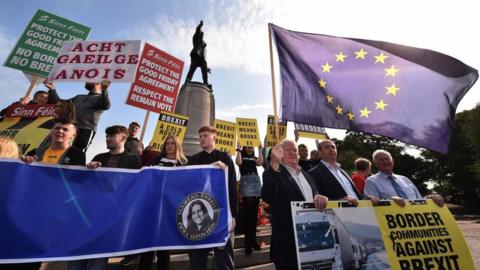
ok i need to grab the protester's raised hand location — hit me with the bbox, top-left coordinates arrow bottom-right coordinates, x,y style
342,196 -> 358,207
428,194 -> 445,207
270,144 -> 283,163
87,161 -> 102,169
101,80 -> 111,90
43,79 -> 55,90
391,196 -> 406,207
367,195 -> 380,206
19,96 -> 30,105
21,155 -> 37,164
211,161 -> 227,169
314,194 -> 328,212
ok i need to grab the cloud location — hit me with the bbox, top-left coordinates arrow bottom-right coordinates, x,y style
116,0 -> 285,74
0,28 -> 30,107
216,103 -> 272,121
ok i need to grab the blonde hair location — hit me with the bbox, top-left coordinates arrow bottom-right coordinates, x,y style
160,136 -> 187,164
0,137 -> 19,159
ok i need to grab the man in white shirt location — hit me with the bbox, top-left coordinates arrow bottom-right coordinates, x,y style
309,140 -> 361,205
262,139 -> 328,270
365,149 -> 444,207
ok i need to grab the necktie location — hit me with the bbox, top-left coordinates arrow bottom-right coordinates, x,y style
388,175 -> 408,199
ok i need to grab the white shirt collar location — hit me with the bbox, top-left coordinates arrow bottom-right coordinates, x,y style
321,160 -> 341,169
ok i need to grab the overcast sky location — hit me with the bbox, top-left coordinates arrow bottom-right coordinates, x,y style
1,0 -> 479,160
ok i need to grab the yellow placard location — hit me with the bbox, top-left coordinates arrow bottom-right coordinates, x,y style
236,118 -> 261,147
265,115 -> 287,148
374,200 -> 474,270
150,111 -> 189,152
0,117 -> 54,155
294,122 -> 328,140
214,119 -> 237,155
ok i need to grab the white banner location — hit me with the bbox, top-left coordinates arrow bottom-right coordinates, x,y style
48,40 -> 141,82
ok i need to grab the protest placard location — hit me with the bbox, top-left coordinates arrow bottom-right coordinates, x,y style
236,118 -> 260,147
126,43 -> 184,113
48,40 -> 141,82
265,115 -> 287,148
294,122 -> 328,140
4,9 -> 90,78
0,104 -> 57,154
214,119 -> 237,155
291,200 -> 474,270
150,111 -> 189,151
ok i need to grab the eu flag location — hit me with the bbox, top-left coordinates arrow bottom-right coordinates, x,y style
271,24 -> 478,153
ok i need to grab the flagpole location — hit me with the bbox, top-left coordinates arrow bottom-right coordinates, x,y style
24,75 -> 40,100
139,110 -> 150,143
268,23 -> 280,144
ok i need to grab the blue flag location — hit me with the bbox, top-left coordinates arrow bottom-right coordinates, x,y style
0,160 -> 231,263
271,24 -> 478,153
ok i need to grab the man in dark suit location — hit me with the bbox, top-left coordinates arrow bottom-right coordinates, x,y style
262,139 -> 328,270
309,140 -> 361,205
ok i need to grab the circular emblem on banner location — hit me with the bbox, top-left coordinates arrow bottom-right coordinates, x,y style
176,192 -> 220,241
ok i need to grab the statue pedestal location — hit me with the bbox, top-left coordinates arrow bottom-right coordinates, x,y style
175,82 -> 215,157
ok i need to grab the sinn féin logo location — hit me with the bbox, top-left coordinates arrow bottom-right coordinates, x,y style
177,192 -> 220,241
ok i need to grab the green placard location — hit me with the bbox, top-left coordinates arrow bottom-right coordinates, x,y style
4,9 -> 90,78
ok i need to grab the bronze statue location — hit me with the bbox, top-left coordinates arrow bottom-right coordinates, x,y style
185,20 -> 211,88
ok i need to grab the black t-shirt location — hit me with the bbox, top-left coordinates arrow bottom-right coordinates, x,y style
105,153 -> 121,168
188,149 -> 238,218
91,152 -> 141,169
240,153 -> 258,176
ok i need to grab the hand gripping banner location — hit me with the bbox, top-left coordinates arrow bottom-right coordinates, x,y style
0,159 -> 231,263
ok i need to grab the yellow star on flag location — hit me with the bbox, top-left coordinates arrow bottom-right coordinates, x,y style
386,84 -> 400,95
319,78 -> 327,88
355,48 -> 368,59
359,107 -> 371,118
322,62 -> 333,73
375,100 -> 388,110
374,52 -> 389,64
326,95 -> 334,103
336,105 -> 343,115
347,111 -> 355,121
385,65 -> 399,77
335,52 -> 347,62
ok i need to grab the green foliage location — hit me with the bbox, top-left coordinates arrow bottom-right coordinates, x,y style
421,105 -> 480,207
334,105 -> 480,208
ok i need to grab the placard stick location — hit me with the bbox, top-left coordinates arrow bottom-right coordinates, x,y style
268,23 -> 280,144
139,110 -> 150,143
23,75 -> 40,99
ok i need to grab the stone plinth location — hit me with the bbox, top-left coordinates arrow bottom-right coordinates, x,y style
175,82 -> 215,157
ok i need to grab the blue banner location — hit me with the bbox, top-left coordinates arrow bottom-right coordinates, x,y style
0,159 -> 231,263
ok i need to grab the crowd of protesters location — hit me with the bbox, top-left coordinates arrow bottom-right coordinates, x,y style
0,81 -> 445,270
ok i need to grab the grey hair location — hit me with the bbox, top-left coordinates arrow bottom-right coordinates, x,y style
372,149 -> 392,161
279,139 -> 297,149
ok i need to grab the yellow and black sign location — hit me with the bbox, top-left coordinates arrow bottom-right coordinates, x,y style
214,119 -> 237,155
265,115 -> 287,148
150,111 -> 189,151
291,200 -> 474,270
294,122 -> 328,140
0,116 -> 54,155
236,118 -> 260,147
375,200 -> 474,270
